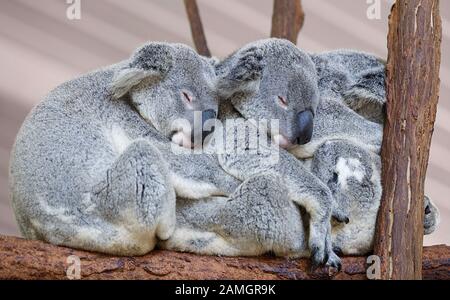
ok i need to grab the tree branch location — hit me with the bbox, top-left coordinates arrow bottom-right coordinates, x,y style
271,0 -> 304,44
183,0 -> 211,57
0,235 -> 448,280
374,0 -> 442,279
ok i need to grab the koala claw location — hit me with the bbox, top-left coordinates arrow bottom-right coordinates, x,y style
310,245 -> 326,270
325,251 -> 342,272
332,210 -> 350,224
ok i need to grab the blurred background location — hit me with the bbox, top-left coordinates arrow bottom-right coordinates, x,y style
0,0 -> 448,245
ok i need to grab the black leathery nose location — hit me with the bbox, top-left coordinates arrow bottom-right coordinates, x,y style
296,109 -> 314,145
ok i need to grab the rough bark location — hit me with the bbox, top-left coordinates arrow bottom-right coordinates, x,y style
374,0 -> 442,279
183,0 -> 211,57
270,0 -> 304,44
0,236 -> 448,280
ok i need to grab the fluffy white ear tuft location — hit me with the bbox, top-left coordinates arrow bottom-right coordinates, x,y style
110,68 -> 158,99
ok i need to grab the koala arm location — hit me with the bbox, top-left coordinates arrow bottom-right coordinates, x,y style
153,141 -> 241,200
217,134 -> 345,267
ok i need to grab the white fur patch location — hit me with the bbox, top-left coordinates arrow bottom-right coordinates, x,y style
169,172 -> 224,199
105,124 -> 132,154
162,227 -> 241,256
335,157 -> 365,190
38,197 -> 75,223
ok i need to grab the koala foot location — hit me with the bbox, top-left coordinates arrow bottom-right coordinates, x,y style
91,139 -> 176,253
424,195 -> 440,235
311,233 -> 342,272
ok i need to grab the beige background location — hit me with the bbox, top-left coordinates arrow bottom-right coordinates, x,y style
0,0 -> 448,245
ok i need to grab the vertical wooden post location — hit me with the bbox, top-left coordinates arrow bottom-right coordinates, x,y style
373,0 -> 442,280
270,0 -> 304,44
183,0 -> 211,57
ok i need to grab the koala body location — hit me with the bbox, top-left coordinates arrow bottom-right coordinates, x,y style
10,42 -> 243,255
300,50 -> 439,254
10,40 -> 340,268
163,39 -> 346,267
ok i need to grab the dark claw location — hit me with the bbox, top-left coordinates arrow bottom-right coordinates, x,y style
327,260 -> 342,272
332,246 -> 343,256
332,215 -> 350,224
310,245 -> 324,271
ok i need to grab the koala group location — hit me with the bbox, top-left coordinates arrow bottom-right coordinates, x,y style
9,38 -> 439,269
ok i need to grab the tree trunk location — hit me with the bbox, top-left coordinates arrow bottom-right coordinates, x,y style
374,0 -> 442,280
270,0 -> 304,44
0,235 -> 448,280
183,0 -> 211,57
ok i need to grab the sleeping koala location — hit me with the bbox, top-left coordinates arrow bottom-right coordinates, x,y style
163,39 -> 346,268
10,40 -> 340,268
9,42 -> 242,255
309,139 -> 440,255
300,50 -> 440,254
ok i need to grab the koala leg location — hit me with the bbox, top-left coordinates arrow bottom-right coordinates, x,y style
16,139 -> 176,256
218,149 -> 343,268
160,174 -> 308,258
86,139 -> 176,254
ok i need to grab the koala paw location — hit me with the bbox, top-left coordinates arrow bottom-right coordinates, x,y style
332,209 -> 350,224
424,195 -> 440,235
229,46 -> 264,82
310,244 -> 326,270
325,251 -> 342,272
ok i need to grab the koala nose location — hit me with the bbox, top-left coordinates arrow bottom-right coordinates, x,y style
295,109 -> 314,145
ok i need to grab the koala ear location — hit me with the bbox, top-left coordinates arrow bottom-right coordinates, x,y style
216,46 -> 264,99
342,66 -> 386,123
111,43 -> 173,99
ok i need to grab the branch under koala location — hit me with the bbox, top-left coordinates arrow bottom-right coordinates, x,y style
0,235 -> 448,280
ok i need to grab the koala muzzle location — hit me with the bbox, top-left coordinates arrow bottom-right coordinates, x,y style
295,109 -> 314,145
190,109 -> 217,145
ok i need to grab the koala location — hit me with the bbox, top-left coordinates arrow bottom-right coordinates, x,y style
9,40 -> 339,269
300,50 -> 439,254
308,140 -> 440,255
9,42 -> 243,255
200,39 -> 346,268
308,140 -> 382,255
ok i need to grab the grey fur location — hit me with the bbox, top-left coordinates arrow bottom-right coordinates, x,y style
301,50 -> 439,254
204,39 -> 342,267
9,42 -> 242,255
310,50 -> 386,124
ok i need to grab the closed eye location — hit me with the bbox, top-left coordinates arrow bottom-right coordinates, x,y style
182,91 -> 192,103
277,95 -> 288,108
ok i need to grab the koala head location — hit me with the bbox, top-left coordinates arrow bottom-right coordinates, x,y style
216,38 -> 319,148
310,140 -> 382,221
424,195 -> 440,235
111,42 -> 218,149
